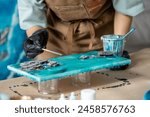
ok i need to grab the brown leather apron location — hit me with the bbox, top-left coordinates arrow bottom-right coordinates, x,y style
38,0 -> 114,59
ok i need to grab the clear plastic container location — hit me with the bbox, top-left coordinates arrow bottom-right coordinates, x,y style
0,93 -> 10,100
80,89 -> 96,100
72,72 -> 91,87
101,35 -> 125,56
38,79 -> 59,95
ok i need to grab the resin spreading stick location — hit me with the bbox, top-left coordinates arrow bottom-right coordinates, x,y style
42,48 -> 63,56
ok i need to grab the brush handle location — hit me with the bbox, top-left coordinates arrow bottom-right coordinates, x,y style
122,27 -> 136,40
42,48 -> 62,56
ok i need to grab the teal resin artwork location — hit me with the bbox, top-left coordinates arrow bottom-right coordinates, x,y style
7,51 -> 131,82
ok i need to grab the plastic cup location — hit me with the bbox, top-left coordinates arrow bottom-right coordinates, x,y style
72,72 -> 91,87
101,35 -> 125,56
38,79 -> 59,95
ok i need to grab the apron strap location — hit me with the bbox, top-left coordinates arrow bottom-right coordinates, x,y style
66,20 -> 97,54
87,20 -> 96,50
66,22 -> 74,54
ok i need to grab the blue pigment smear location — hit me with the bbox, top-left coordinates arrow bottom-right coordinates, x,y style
0,0 -> 27,80
7,51 -> 131,82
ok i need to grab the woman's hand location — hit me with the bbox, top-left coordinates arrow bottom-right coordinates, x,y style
24,28 -> 49,58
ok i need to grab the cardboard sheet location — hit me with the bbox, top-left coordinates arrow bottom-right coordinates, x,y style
0,48 -> 150,100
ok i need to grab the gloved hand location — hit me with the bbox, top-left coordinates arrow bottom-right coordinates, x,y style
110,50 -> 130,70
24,29 -> 49,58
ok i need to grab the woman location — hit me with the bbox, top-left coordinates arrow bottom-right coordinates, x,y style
18,0 -> 144,59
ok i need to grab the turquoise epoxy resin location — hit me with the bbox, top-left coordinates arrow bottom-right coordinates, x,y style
7,51 -> 131,82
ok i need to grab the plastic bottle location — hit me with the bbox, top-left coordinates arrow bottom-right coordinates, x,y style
80,89 -> 96,100
69,92 -> 76,100
59,94 -> 66,100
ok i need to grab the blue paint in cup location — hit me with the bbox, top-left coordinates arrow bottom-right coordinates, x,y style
101,35 -> 125,56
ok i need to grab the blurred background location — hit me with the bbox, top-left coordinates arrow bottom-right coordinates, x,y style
125,0 -> 150,52
0,0 -> 27,80
0,0 -> 149,80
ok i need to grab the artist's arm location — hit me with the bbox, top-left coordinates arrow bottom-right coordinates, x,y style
18,0 -> 48,37
26,26 -> 43,37
113,0 -> 144,35
114,11 -> 132,35
18,0 -> 49,58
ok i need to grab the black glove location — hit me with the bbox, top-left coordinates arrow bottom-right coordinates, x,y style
110,50 -> 130,70
24,29 -> 49,58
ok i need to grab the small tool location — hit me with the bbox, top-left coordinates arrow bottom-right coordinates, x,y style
121,27 -> 136,40
42,48 -> 63,56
